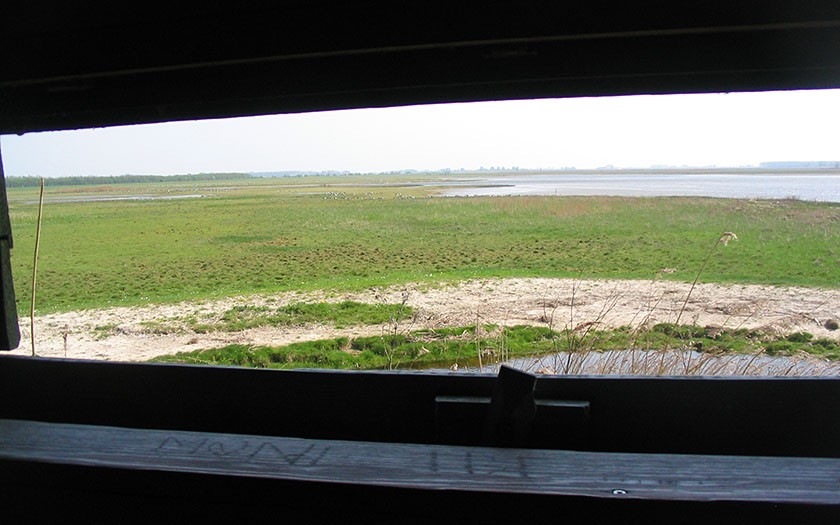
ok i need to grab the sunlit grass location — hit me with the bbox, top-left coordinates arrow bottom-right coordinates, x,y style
7,178 -> 839,313
149,323 -> 840,371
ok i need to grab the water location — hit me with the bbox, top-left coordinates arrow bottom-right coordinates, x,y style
443,172 -> 840,202
427,349 -> 840,376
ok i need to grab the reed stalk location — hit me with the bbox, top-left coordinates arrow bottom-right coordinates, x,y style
30,178 -> 44,356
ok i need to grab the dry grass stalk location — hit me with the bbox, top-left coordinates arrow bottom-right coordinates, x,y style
30,177 -> 45,357
381,289 -> 414,370
672,231 -> 738,373
520,349 -> 837,377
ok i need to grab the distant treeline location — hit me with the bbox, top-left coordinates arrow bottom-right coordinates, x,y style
5,172 -> 252,188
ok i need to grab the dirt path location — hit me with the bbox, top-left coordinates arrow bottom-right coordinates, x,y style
8,277 -> 839,363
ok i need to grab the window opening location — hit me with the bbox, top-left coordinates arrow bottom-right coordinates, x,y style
1,90 -> 838,376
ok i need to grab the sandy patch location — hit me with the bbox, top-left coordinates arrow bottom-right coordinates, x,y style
7,278 -> 839,365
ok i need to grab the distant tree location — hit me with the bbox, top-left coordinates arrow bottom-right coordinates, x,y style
5,173 -> 253,188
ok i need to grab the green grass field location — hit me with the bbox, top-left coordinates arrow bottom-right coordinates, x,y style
7,175 -> 840,314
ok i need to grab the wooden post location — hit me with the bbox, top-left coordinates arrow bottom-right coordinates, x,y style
482,365 -> 537,447
0,145 -> 20,350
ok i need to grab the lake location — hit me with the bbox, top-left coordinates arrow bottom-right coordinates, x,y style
443,172 -> 840,202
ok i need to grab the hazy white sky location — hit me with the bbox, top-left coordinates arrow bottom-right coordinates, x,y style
2,89 -> 839,177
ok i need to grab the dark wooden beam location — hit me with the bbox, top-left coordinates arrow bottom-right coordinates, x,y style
0,150 -> 19,350
3,2 -> 840,133
1,356 -> 839,458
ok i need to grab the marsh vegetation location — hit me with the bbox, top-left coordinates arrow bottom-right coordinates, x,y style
7,174 -> 839,374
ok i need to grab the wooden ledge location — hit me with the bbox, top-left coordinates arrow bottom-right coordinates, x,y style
0,418 -> 838,505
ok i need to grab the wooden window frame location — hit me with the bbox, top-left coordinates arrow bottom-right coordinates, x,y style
2,3 -> 840,520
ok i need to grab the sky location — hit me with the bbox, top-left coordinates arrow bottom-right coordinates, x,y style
2,88 -> 839,177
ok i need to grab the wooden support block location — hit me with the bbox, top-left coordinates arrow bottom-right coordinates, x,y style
436,396 -> 590,449
532,399 -> 590,449
483,365 -> 537,447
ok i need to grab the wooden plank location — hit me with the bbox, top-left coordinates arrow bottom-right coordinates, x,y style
1,418 -> 838,505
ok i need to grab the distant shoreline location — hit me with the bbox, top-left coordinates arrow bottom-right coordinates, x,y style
7,167 -> 840,188
442,170 -> 840,202
446,167 -> 840,177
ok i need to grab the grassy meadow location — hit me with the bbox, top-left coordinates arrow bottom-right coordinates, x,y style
7,175 -> 840,314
